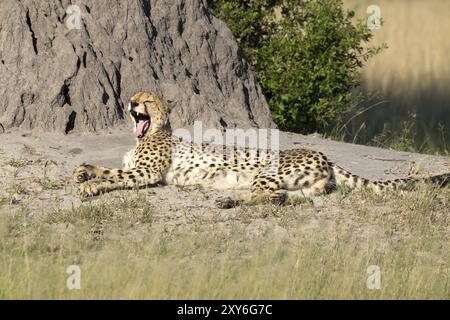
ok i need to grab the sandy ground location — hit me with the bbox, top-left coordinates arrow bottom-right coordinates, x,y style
0,126 -> 448,213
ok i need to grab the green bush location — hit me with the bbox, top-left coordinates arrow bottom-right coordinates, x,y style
208,0 -> 385,133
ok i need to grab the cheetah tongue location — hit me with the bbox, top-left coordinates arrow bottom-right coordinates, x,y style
135,120 -> 149,139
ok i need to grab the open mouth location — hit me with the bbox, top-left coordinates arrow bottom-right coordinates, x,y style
131,110 -> 151,139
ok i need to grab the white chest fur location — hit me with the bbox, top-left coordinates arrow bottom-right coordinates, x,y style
122,148 -> 137,170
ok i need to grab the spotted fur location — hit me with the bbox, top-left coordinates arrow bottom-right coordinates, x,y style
73,92 -> 449,208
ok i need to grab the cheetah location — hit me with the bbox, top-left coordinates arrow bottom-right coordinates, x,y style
73,92 -> 449,208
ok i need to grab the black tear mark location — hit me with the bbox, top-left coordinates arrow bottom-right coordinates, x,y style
65,111 -> 77,134
85,5 -> 91,14
25,10 -> 38,55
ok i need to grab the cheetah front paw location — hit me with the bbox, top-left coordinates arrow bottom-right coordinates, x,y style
215,196 -> 239,209
73,164 -> 96,183
79,182 -> 100,198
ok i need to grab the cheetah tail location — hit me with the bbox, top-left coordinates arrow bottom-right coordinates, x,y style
329,163 -> 449,192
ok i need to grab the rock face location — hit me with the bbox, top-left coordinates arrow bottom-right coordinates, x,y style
0,0 -> 275,134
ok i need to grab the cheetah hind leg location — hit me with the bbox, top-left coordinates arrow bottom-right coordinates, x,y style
215,182 -> 328,209
215,190 -> 288,209
282,178 -> 330,205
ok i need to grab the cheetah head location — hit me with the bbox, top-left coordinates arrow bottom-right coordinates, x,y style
128,92 -> 169,139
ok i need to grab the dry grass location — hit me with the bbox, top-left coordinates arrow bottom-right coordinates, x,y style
0,185 -> 448,299
0,145 -> 448,299
343,0 -> 450,152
